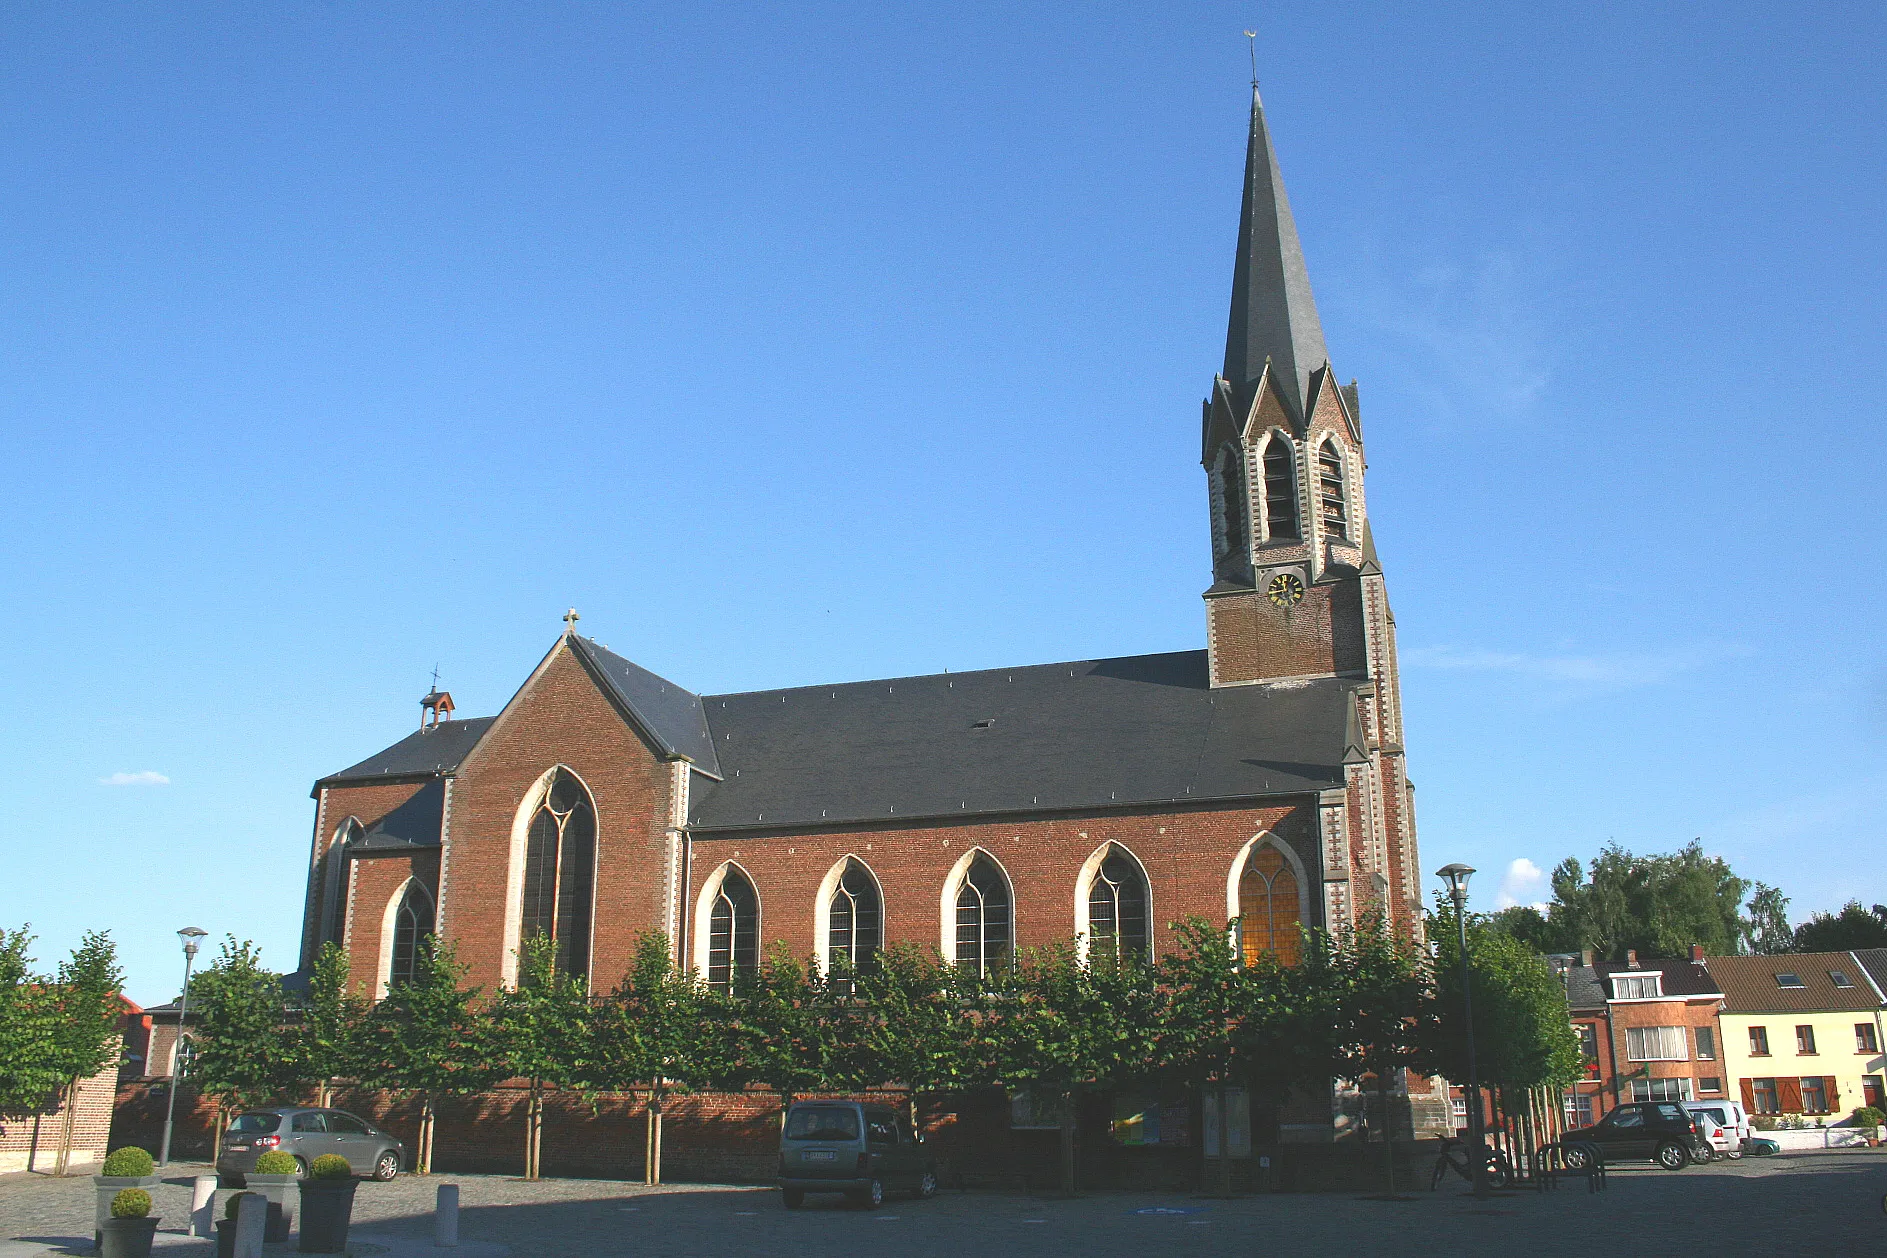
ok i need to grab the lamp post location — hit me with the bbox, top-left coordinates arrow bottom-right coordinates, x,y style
1436,863 -> 1489,1199
158,927 -> 208,1168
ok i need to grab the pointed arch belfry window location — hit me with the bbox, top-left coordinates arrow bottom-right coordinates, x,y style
953,853 -> 1012,976
1238,842 -> 1302,967
1086,846 -> 1151,966
1262,434 -> 1300,541
827,860 -> 882,972
1215,444 -> 1249,558
388,881 -> 435,989
520,769 -> 596,982
1317,438 -> 1349,542
706,867 -> 759,988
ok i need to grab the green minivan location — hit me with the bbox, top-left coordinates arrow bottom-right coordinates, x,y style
778,1101 -> 938,1209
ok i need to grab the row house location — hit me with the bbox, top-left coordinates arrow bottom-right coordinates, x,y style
1710,950 -> 1886,1122
1561,947 -> 1727,1126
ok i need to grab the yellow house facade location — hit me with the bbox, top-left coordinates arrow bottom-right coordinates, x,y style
1709,951 -> 1886,1123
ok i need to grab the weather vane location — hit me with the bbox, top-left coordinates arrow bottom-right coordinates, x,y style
1244,29 -> 1258,86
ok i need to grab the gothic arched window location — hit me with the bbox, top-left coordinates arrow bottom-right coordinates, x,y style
1263,436 -> 1300,541
1216,445 -> 1248,557
707,867 -> 759,988
1317,438 -> 1349,542
320,819 -> 360,948
521,770 -> 596,982
1238,843 -> 1302,967
954,853 -> 1012,976
828,860 -> 882,972
1086,847 -> 1151,965
388,881 -> 435,989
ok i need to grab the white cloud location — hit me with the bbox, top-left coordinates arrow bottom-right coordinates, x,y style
1402,642 -> 1751,690
99,771 -> 170,787
1495,857 -> 1546,910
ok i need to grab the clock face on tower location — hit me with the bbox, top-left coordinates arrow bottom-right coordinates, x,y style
1266,572 -> 1304,608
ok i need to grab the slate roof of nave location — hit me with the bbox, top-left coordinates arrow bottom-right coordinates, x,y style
318,648 -> 1361,830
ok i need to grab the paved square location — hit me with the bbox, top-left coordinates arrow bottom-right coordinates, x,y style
3,1152 -> 1883,1257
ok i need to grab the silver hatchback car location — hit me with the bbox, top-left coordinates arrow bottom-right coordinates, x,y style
217,1107 -> 405,1186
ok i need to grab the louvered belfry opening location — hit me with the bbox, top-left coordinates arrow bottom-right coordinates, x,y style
707,868 -> 759,987
1317,439 -> 1348,541
1263,437 -> 1299,540
1087,847 -> 1151,965
1217,445 -> 1248,556
954,854 -> 1012,976
521,769 -> 596,982
828,860 -> 882,972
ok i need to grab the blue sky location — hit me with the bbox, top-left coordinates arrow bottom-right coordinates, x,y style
2,2 -> 1881,1004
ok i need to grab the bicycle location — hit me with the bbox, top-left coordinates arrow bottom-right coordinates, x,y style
1429,1137 -> 1514,1191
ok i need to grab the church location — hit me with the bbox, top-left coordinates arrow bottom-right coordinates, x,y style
296,84 -> 1440,1154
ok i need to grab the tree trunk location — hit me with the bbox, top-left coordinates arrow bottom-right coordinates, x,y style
317,1080 -> 333,1109
1378,1072 -> 1396,1196
212,1105 -> 226,1163
524,1081 -> 543,1181
53,1079 -> 78,1176
417,1097 -> 436,1175
1058,1091 -> 1077,1197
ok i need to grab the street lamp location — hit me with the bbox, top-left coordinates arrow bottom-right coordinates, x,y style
158,927 -> 208,1168
1436,863 -> 1489,1199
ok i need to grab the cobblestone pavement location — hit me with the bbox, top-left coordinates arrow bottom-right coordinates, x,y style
3,1152 -> 1884,1258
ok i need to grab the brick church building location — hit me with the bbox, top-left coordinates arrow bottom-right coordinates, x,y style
297,85 -> 1440,1154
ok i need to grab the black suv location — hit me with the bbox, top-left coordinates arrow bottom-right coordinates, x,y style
1564,1101 -> 1709,1170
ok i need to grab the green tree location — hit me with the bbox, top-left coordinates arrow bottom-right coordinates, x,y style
0,928 -> 62,1122
355,937 -> 502,1174
1742,883 -> 1795,955
1794,900 -> 1887,952
989,944 -> 1162,1196
43,932 -> 126,1174
492,934 -> 599,1179
190,938 -> 296,1153
1544,842 -> 1750,959
593,934 -> 699,1184
850,944 -> 986,1128
704,949 -> 842,1118
290,943 -> 364,1107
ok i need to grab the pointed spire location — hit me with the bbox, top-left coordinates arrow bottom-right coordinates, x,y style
1223,82 -> 1329,420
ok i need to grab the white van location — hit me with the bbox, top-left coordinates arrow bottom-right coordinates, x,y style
1682,1100 -> 1750,1157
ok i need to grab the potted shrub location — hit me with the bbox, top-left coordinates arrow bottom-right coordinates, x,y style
296,1154 -> 358,1253
100,1188 -> 160,1258
1854,1106 -> 1885,1146
215,1192 -> 259,1258
247,1149 -> 300,1241
93,1146 -> 158,1251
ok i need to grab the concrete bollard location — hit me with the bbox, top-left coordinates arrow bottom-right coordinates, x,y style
433,1182 -> 460,1247
190,1176 -> 218,1238
434,1183 -> 460,1247
233,1191 -> 266,1258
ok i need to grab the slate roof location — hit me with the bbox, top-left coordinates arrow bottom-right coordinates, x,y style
1708,952 -> 1884,1014
569,638 -> 722,777
317,717 -> 496,788
687,650 -> 1354,832
1593,958 -> 1722,1000
1852,948 -> 1887,1001
349,780 -> 446,852
1564,965 -> 1608,1011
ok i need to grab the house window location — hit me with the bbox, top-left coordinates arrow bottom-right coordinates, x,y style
1694,1026 -> 1716,1061
1237,843 -> 1301,967
1625,1026 -> 1689,1062
1796,1025 -> 1817,1055
1775,972 -> 1804,988
1698,1077 -> 1722,1094
1858,1023 -> 1880,1054
1451,1097 -> 1468,1123
1611,973 -> 1662,1000
1830,970 -> 1853,988
387,882 -> 434,989
1261,437 -> 1299,541
954,854 -> 1013,977
1085,848 -> 1151,965
827,860 -> 882,973
1316,439 -> 1348,541
1801,1076 -> 1829,1114
1630,1078 -> 1692,1102
707,868 -> 759,988
1576,1023 -> 1601,1077
521,770 -> 597,981
1750,1078 -> 1779,1114
1564,1093 -> 1595,1126
1864,1075 -> 1884,1109
1749,1026 -> 1770,1056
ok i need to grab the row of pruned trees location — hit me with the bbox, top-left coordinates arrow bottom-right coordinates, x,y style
0,927 -> 128,1175
183,905 -> 1581,1193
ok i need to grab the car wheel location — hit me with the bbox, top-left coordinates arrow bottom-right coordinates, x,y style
850,1178 -> 884,1209
1655,1142 -> 1689,1170
292,1157 -> 310,1179
373,1151 -> 400,1182
1561,1145 -> 1591,1171
782,1188 -> 804,1210
1727,1150 -> 1742,1160
915,1168 -> 937,1200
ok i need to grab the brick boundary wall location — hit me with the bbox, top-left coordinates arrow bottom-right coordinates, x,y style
1,1057 -> 123,1173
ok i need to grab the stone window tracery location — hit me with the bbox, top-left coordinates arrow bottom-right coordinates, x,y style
521,770 -> 596,981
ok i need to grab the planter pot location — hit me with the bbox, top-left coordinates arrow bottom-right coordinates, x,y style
92,1176 -> 158,1250
215,1217 -> 237,1258
297,1179 -> 358,1253
246,1173 -> 298,1242
99,1216 -> 160,1258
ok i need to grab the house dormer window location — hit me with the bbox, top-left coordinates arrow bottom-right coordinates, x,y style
1829,970 -> 1853,988
1612,973 -> 1662,1000
1775,972 -> 1804,988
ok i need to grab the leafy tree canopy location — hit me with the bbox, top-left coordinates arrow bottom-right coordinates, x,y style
0,927 -> 63,1117
1794,900 -> 1887,952
1431,900 -> 1582,1093
190,937 -> 295,1111
1486,842 -> 1755,960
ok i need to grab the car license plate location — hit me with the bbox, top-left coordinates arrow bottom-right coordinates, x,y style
227,1144 -> 248,1152
806,1151 -> 836,1162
